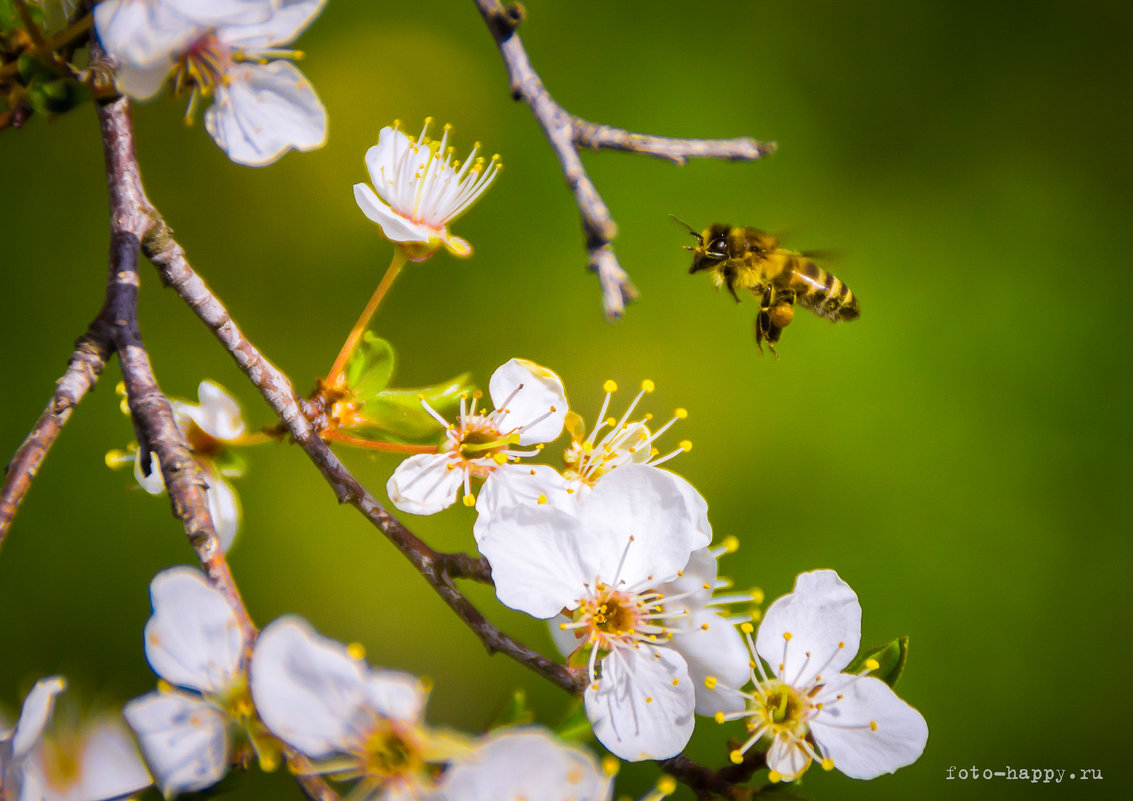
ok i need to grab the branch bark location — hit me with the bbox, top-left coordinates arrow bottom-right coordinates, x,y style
473,0 -> 774,319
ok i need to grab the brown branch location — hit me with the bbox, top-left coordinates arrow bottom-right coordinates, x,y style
0,325 -> 111,546
472,0 -> 775,319
140,214 -> 581,696
93,66 -> 341,801
659,751 -> 769,800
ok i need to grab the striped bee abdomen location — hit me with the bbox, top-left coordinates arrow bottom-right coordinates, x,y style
787,258 -> 859,322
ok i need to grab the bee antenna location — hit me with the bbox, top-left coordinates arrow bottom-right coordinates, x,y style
669,214 -> 703,244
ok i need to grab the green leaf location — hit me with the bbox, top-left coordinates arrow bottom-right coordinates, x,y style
345,332 -> 396,398
344,373 -> 474,444
845,636 -> 909,688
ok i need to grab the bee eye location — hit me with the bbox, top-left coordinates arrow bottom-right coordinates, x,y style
708,236 -> 728,258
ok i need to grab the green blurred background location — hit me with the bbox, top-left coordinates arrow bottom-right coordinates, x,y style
3,0 -> 1131,798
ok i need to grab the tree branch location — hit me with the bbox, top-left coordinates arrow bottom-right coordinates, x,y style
472,0 -> 774,319
93,74 -> 342,801
0,325 -> 111,546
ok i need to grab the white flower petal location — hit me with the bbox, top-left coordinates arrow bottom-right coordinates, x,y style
186,381 -> 245,441
132,451 -> 165,496
144,567 -> 245,694
353,182 -> 439,244
439,728 -> 611,801
387,452 -> 465,515
115,60 -> 172,101
250,617 -> 372,759
94,0 -> 200,69
17,769 -> 45,801
672,609 -> 749,716
203,474 -> 240,553
218,0 -> 325,50
176,0 -> 277,29
577,465 -> 711,587
756,569 -> 860,687
32,718 -> 152,801
204,61 -> 327,167
472,464 -> 575,531
584,646 -> 695,761
363,126 -> 427,209
10,677 -> 65,762
474,504 -> 590,618
811,674 -> 928,779
487,359 -> 567,446
766,732 -> 811,781
361,670 -> 428,727
122,691 -> 228,796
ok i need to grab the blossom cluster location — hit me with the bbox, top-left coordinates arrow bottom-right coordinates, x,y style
123,567 -> 623,801
383,359 -> 929,778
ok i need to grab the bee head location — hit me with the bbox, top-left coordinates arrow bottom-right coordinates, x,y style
673,217 -> 732,274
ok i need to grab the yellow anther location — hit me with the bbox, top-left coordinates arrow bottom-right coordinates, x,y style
714,711 -> 726,724
704,676 -> 718,690
674,407 -> 688,419
729,750 -> 744,765
865,658 -> 880,671
641,379 -> 655,392
424,115 -> 433,125
605,417 -> 616,426
671,678 -> 679,686
603,380 -> 618,393
751,587 -> 765,604
821,758 -> 835,771
783,632 -> 793,641
347,642 -> 366,660
462,494 -> 476,507
472,389 -> 483,399
537,494 -> 548,505
750,608 -> 763,622
700,622 -> 710,631
492,453 -> 508,465
679,440 -> 693,452
768,770 -> 782,783
645,696 -> 654,704
156,679 -> 174,693
870,721 -> 878,731
740,622 -> 754,634
417,393 -> 425,400
602,756 -> 620,776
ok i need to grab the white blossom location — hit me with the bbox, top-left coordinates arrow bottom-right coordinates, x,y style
354,120 -> 501,259
2,679 -> 150,801
250,617 -> 470,800
123,568 -> 269,796
109,380 -> 247,552
475,465 -> 712,760
387,359 -> 568,516
94,0 -> 328,166
718,570 -> 928,782
436,728 -> 612,801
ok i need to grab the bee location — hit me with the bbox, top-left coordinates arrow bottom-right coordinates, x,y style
677,220 -> 860,356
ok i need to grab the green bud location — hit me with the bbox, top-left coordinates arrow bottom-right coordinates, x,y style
27,77 -> 90,114
486,689 -> 534,730
845,636 -> 909,688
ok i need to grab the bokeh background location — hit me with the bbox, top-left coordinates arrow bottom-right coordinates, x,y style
3,0 -> 1131,798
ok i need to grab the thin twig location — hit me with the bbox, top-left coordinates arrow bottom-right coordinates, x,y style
472,0 -> 774,319
0,325 -> 111,544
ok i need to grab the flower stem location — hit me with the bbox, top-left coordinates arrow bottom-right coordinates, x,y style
325,249 -> 407,388
324,431 -> 438,453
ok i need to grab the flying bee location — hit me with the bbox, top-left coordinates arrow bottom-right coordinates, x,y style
677,219 -> 860,356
